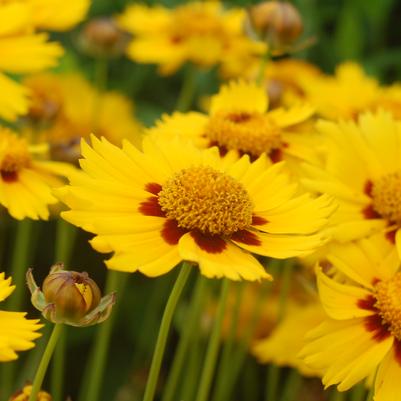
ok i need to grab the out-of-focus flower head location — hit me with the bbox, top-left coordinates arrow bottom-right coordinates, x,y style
0,0 -> 90,122
0,127 -> 77,220
115,2 -> 266,77
299,237 -> 401,400
259,59 -> 322,109
301,62 -> 381,120
8,384 -> 51,401
147,80 -> 318,166
302,111 -> 401,257
27,263 -> 116,327
0,272 -> 42,362
57,135 -> 333,280
23,73 -> 143,164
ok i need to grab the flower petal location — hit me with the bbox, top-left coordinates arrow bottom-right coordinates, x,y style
210,80 -> 268,115
178,232 -> 271,281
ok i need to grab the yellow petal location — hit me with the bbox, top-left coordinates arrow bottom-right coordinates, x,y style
210,80 -> 268,115
0,34 -> 63,73
178,232 -> 271,281
375,348 -> 401,401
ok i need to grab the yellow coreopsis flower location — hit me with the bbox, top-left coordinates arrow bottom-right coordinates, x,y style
148,80 -> 316,165
58,135 -> 333,281
302,111 -> 401,256
0,273 -> 42,362
23,73 -> 143,163
299,238 -> 401,400
116,2 -> 266,76
260,59 -> 323,109
253,302 -> 325,377
0,128 -> 76,220
0,0 -> 89,122
301,62 -> 381,120
28,0 -> 90,31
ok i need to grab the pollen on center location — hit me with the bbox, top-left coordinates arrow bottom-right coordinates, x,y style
371,170 -> 401,224
374,272 -> 401,340
205,111 -> 282,158
158,166 -> 254,236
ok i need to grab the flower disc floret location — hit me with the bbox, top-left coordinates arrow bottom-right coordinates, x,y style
374,272 -> 401,340
158,166 -> 254,236
0,131 -> 31,173
205,111 -> 282,158
372,171 -> 401,224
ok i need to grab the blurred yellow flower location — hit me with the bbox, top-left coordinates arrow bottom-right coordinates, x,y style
116,2 -> 266,76
8,384 -> 51,401
0,128 -> 76,220
58,135 -> 333,280
260,59 -> 322,109
300,238 -> 401,400
254,302 -> 325,376
301,62 -> 380,120
302,111 -> 401,256
29,0 -> 90,31
0,0 -> 89,121
0,272 -> 42,362
23,73 -> 143,163
148,80 -> 316,164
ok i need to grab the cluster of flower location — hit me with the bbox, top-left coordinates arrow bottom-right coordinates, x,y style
1,1 -> 401,401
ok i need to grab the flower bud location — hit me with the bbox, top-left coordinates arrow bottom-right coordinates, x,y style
78,17 -> 130,58
27,263 -> 116,327
42,269 -> 101,322
9,385 -> 51,401
248,1 -> 303,50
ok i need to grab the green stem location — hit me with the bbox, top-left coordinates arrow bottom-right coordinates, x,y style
92,57 -> 109,131
195,279 -> 230,401
142,263 -> 192,401
1,219 -> 35,397
79,270 -> 126,401
256,51 -> 270,85
51,220 -> 77,401
94,57 -> 109,94
216,278 -> 273,401
211,283 -> 245,401
28,324 -> 63,401
54,219 -> 77,265
180,334 -> 203,401
7,219 -> 35,311
279,369 -> 302,401
265,259 -> 294,401
266,364 -> 280,401
161,275 -> 207,401
176,66 -> 197,112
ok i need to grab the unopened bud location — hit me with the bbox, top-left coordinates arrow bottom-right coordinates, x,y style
9,385 -> 51,401
248,1 -> 303,50
42,268 -> 101,322
27,263 -> 116,327
79,17 -> 130,58
49,137 -> 81,165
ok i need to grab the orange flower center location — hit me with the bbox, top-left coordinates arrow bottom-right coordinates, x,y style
0,131 -> 31,174
375,273 -> 401,340
205,111 -> 282,158
372,171 -> 401,224
158,166 -> 253,235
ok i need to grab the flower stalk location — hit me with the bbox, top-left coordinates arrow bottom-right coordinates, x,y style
142,262 -> 192,401
195,278 -> 230,401
28,323 -> 63,401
